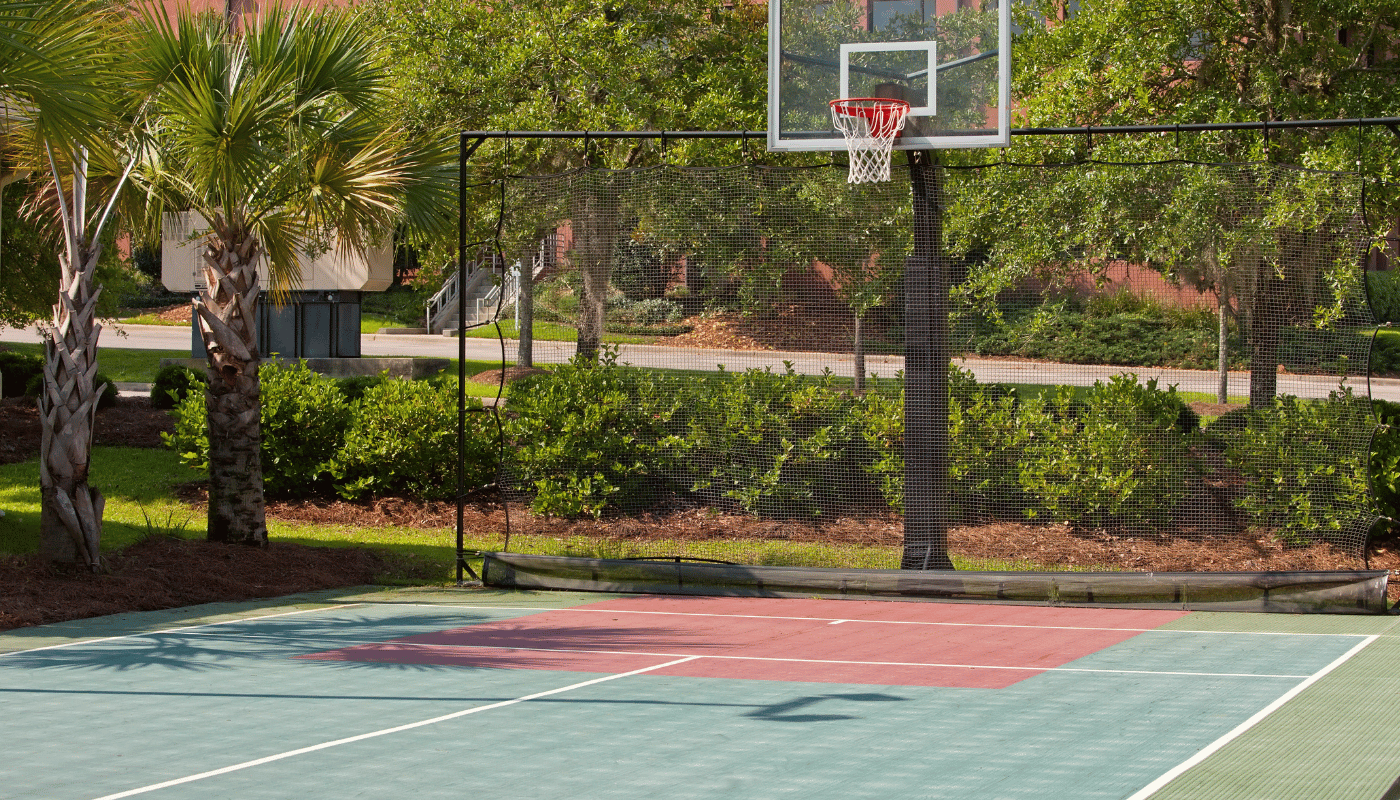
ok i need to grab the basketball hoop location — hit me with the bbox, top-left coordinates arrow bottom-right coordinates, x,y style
829,98 -> 911,184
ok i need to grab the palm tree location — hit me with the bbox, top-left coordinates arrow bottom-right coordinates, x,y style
130,4 -> 452,545
0,0 -> 133,567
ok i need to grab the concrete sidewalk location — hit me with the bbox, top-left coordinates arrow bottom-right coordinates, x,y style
8,322 -> 1400,402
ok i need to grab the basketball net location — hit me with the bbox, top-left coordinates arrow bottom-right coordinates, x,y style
829,98 -> 910,184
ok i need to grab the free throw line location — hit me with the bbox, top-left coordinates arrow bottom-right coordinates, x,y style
85,655 -> 700,800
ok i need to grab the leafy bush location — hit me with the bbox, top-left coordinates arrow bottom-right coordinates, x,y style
1371,399 -> 1400,532
663,365 -> 872,516
0,350 -> 43,398
330,379 -> 493,501
1367,270 -> 1400,324
1219,390 -> 1374,546
612,233 -> 669,300
24,369 -> 118,409
504,348 -> 676,517
166,361 -> 352,497
259,362 -> 353,496
968,302 -> 1238,371
858,366 -> 1030,517
151,364 -> 207,410
335,374 -> 387,402
1016,375 -> 1194,532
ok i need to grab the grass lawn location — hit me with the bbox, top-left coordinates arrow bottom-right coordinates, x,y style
0,447 -> 475,582
114,311 -> 185,326
461,319 -> 654,345
1,341 -> 192,383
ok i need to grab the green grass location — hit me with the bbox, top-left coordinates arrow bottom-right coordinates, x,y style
0,443 -> 1077,583
361,312 -> 409,334
461,319 -> 651,345
115,312 -> 185,326
0,447 -> 204,554
1,341 -> 191,383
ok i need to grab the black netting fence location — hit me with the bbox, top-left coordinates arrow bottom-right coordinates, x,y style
467,160 -> 1382,577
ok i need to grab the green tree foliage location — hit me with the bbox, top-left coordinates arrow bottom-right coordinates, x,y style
362,0 -> 769,284
129,5 -> 455,545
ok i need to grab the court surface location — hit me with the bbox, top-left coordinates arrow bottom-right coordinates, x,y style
4,587 -> 1400,800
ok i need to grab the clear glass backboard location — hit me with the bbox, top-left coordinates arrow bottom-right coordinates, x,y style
768,0 -> 1011,152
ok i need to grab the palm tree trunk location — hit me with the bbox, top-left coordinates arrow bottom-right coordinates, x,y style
38,243 -> 104,567
196,228 -> 267,545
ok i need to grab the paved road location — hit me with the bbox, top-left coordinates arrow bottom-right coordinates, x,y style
5,322 -> 1397,402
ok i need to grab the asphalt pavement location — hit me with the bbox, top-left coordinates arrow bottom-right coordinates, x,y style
4,321 -> 1398,402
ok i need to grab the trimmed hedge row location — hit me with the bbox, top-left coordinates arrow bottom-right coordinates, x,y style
160,355 -> 1383,548
165,362 -> 496,501
505,351 -> 1377,548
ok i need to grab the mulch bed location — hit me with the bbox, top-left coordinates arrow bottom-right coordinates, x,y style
0,537 -> 408,631
3,371 -> 1398,634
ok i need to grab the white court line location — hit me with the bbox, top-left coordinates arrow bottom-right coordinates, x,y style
86,655 -> 700,800
1125,634 -> 1380,800
361,601 -> 1377,638
0,605 -> 363,658
340,640 -> 1313,680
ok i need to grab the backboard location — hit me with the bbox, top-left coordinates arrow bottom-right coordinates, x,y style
768,0 -> 1011,152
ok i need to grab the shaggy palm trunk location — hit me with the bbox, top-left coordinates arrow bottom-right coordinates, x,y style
38,244 -> 105,567
196,229 -> 267,545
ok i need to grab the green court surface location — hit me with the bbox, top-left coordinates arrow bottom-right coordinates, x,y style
3,586 -> 1400,800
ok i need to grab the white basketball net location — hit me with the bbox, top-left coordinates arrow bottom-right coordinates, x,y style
829,98 -> 910,184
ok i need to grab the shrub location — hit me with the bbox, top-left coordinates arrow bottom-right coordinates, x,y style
24,369 -> 118,409
1219,390 -> 1374,547
335,374 -> 387,402
165,361 -> 352,497
330,379 -> 493,501
504,347 -> 676,517
1016,375 -> 1194,532
0,350 -> 43,398
1367,270 -> 1400,324
164,389 -> 209,472
663,365 -> 871,516
1370,399 -> 1400,532
151,364 -> 207,410
858,366 -> 1030,518
259,362 -> 353,496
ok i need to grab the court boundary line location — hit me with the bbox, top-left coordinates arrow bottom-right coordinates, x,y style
0,604 -> 364,658
355,601 -> 1379,638
1125,633 -> 1380,800
323,641 -> 1314,679
85,655 -> 701,800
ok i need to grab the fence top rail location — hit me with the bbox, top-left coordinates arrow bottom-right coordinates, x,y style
460,117 -> 1400,142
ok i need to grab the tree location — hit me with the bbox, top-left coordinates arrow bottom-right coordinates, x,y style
130,5 -> 453,545
0,0 -> 133,566
363,0 -> 767,360
989,0 -> 1400,407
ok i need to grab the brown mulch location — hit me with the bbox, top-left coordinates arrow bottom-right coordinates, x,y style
137,303 -> 193,324
0,396 -> 176,465
0,537 -> 409,631
3,386 -> 1399,633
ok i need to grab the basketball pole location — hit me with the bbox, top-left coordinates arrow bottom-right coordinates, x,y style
903,148 -> 955,571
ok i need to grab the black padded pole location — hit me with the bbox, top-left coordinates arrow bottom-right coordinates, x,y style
903,150 -> 954,571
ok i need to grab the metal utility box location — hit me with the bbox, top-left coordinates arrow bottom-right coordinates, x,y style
161,212 -> 390,359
